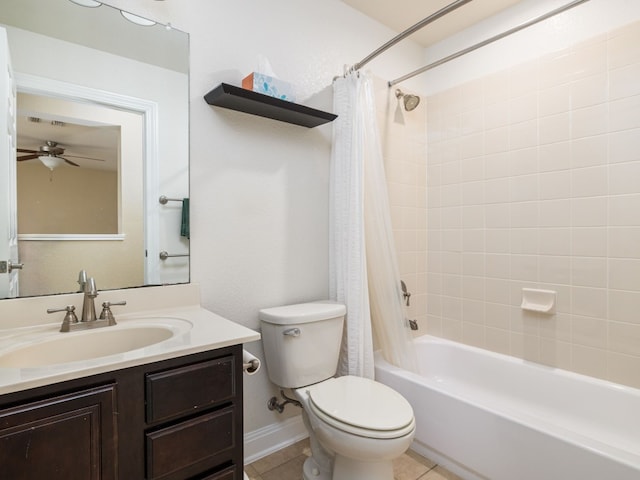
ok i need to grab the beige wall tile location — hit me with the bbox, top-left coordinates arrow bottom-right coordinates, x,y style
571,73 -> 608,109
572,344 -> 608,379
609,321 -> 640,356
607,351 -> 640,389
397,21 -> 640,389
608,289 -> 640,324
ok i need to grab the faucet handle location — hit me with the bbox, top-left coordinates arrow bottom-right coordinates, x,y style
99,301 -> 126,326
48,305 -> 78,332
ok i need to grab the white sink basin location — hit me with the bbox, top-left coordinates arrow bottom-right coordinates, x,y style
0,318 -> 191,368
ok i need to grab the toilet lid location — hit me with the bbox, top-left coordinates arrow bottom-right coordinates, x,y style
307,376 -> 414,433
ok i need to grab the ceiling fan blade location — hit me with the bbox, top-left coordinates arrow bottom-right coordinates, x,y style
62,154 -> 106,162
17,148 -> 39,154
17,154 -> 39,161
60,157 -> 80,167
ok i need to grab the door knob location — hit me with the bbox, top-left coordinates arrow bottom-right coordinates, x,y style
8,261 -> 23,273
0,261 -> 24,274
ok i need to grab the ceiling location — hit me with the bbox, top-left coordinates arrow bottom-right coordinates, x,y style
342,0 -> 523,48
17,93 -> 119,172
16,117 -> 118,172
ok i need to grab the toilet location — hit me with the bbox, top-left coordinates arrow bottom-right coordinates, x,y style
259,301 -> 415,480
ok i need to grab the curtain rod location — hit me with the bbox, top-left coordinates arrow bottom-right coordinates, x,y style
350,0 -> 473,72
388,0 -> 591,87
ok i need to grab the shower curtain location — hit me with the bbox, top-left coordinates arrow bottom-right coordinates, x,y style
330,71 -> 417,377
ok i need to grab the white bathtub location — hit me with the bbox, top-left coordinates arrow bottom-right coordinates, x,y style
374,335 -> 640,480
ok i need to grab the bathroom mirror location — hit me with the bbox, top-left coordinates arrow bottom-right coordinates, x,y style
0,0 -> 189,299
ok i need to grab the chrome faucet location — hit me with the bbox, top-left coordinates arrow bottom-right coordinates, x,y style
400,280 -> 411,306
81,277 -> 98,322
48,271 -> 126,332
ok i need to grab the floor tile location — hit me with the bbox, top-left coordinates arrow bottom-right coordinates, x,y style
249,438 -> 310,474
393,451 -> 431,480
406,449 -> 437,470
244,464 -> 263,480
421,465 -> 464,480
248,436 -> 461,480
260,454 -> 307,480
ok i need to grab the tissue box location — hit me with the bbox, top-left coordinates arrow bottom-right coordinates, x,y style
242,72 -> 296,102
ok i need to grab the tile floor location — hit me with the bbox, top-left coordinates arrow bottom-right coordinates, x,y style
246,438 -> 462,480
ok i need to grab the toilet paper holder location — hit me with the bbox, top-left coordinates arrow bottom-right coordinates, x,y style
243,358 -> 260,373
242,349 -> 261,374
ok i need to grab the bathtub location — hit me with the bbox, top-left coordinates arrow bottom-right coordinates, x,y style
374,335 -> 640,480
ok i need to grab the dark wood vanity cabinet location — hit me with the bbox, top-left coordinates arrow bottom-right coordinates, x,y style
0,344 -> 244,480
0,384 -> 117,480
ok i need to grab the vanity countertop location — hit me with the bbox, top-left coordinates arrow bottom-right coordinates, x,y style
0,284 -> 260,395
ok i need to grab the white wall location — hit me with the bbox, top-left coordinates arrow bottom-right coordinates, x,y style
98,0 -> 426,440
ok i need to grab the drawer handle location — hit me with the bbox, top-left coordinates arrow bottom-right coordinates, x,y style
283,328 -> 300,337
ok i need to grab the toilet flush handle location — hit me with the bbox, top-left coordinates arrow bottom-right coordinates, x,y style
283,328 -> 301,337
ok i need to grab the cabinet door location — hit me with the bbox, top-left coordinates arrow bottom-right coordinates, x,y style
0,384 -> 117,480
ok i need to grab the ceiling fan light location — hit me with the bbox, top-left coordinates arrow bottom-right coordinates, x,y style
120,11 -> 156,27
69,0 -> 102,7
39,155 -> 65,171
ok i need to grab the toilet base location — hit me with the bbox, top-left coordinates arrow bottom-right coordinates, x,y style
302,456 -> 332,480
333,455 -> 394,480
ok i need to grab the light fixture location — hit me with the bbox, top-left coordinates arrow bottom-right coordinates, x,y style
68,0 -> 102,7
39,155 -> 65,171
121,11 -> 156,26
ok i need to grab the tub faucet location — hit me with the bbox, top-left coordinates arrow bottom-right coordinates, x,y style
401,280 -> 411,306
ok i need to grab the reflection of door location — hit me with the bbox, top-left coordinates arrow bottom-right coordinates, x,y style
0,28 -> 19,298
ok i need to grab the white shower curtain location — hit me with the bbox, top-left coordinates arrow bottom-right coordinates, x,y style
330,71 -> 416,377
330,72 -> 374,378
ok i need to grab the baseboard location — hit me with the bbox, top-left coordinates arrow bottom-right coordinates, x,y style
244,415 -> 308,465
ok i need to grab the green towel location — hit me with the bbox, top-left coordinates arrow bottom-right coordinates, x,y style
181,198 -> 190,239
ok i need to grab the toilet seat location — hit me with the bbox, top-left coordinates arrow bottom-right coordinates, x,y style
303,376 -> 415,440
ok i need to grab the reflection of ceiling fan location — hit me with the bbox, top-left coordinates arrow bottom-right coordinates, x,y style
17,140 -> 106,170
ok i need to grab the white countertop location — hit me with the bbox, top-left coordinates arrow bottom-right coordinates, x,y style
0,284 -> 261,395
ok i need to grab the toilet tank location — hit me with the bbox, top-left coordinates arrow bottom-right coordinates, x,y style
259,301 -> 346,389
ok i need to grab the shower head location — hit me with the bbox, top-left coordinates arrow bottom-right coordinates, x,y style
395,89 -> 420,111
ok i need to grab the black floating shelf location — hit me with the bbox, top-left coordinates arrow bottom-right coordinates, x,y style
204,83 -> 337,128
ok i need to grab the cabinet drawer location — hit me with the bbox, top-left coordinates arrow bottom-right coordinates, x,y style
146,356 -> 235,423
200,465 -> 236,480
145,406 -> 235,480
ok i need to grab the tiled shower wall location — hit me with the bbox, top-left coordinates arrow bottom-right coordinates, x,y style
425,20 -> 640,389
374,79 -> 429,334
